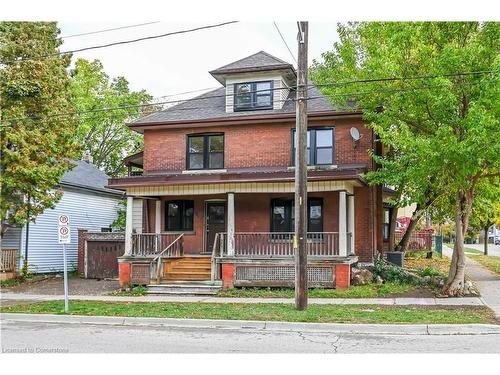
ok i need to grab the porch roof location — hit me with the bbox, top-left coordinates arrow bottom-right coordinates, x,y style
108,164 -> 368,191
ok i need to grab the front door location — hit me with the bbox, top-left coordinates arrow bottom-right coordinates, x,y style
205,202 -> 226,253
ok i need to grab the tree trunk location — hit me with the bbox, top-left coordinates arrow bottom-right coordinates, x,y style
443,190 -> 471,296
484,226 -> 489,256
388,206 -> 398,252
395,204 -> 423,252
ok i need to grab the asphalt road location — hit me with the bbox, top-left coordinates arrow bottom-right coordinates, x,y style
1,317 -> 499,353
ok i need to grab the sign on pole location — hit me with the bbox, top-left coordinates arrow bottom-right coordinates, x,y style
58,225 -> 71,244
58,214 -> 70,313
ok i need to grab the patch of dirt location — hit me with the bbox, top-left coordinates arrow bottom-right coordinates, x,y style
2,276 -> 119,296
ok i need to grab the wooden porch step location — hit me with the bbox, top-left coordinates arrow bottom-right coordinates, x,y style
164,271 -> 211,281
161,255 -> 212,281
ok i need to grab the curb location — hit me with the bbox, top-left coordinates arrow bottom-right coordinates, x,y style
2,313 -> 499,336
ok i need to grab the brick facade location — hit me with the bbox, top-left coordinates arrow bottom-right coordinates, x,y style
77,229 -> 88,277
143,117 -> 373,174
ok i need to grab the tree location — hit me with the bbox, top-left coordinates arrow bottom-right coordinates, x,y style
310,22 -> 500,295
69,59 -> 155,177
0,22 -> 79,235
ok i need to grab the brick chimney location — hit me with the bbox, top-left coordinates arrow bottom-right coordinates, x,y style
82,150 -> 93,164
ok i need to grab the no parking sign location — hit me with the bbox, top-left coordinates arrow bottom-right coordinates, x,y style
58,214 -> 71,244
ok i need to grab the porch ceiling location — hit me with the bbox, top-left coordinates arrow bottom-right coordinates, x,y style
126,180 -> 361,196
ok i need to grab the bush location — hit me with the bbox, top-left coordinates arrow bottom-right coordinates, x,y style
373,258 -> 415,284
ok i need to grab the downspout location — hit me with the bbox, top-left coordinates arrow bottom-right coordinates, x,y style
24,197 -> 30,273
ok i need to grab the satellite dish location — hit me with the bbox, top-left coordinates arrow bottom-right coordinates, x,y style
350,127 -> 361,141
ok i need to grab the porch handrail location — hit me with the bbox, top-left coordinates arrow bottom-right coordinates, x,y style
131,232 -> 184,256
210,232 -> 219,282
152,233 -> 184,284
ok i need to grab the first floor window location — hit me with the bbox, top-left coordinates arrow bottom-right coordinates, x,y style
271,198 -> 323,232
166,200 -> 194,231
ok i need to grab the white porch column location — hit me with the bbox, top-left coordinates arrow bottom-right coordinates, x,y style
124,196 -> 134,255
338,191 -> 347,256
348,195 -> 355,255
155,200 -> 161,234
227,192 -> 235,256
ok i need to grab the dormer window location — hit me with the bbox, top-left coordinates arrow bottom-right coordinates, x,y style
234,81 -> 273,111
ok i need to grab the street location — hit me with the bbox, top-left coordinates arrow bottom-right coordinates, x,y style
1,315 -> 499,353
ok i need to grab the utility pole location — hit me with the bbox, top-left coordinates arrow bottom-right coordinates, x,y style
294,21 -> 308,310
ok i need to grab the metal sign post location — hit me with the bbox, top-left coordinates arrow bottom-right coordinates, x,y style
58,214 -> 71,313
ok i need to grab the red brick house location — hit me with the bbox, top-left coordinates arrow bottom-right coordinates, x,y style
108,51 -> 385,292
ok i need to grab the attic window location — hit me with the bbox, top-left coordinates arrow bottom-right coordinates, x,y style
234,81 -> 273,111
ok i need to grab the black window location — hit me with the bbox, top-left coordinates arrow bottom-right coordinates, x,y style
166,200 -> 194,231
271,198 -> 323,232
187,134 -> 224,170
234,81 -> 273,110
292,128 -> 334,166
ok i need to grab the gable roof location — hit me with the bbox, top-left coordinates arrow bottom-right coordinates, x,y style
131,81 -> 337,129
210,51 -> 294,76
61,160 -> 123,196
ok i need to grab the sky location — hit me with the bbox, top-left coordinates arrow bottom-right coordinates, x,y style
58,22 -> 339,100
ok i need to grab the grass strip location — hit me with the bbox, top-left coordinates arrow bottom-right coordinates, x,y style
469,254 -> 500,275
216,282 -> 414,298
1,300 -> 496,324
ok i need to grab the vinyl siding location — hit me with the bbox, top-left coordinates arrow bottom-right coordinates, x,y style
132,198 -> 143,233
19,187 -> 121,273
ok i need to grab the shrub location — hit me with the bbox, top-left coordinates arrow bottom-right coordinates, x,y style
373,258 -> 415,284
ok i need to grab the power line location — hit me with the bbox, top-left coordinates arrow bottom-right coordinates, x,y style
314,69 -> 498,88
60,22 -> 160,39
273,21 -> 297,65
17,21 -> 238,61
2,70 -> 497,124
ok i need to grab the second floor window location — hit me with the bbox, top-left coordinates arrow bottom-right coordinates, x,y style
187,133 -> 224,170
234,81 -> 273,110
292,128 -> 334,166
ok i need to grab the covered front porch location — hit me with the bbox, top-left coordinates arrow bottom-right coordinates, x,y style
117,179 -> 364,289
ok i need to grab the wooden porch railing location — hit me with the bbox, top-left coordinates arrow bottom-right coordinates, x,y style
1,249 -> 17,272
216,232 -> 351,258
131,233 -> 184,257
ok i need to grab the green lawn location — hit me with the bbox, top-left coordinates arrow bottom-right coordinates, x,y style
216,282 -> 414,298
464,247 -> 484,255
469,255 -> 500,275
0,300 -> 496,324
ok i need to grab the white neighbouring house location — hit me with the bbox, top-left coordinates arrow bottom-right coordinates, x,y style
1,160 -> 123,274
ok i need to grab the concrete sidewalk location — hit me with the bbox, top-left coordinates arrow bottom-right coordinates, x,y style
2,313 -> 499,336
443,244 -> 500,319
0,291 -> 486,306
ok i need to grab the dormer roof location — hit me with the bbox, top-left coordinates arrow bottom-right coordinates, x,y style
209,51 -> 296,84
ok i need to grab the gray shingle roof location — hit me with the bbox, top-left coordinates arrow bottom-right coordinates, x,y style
132,81 -> 335,126
209,51 -> 293,75
61,160 -> 123,196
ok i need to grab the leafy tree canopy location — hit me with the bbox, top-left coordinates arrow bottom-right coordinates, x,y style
0,22 -> 79,231
69,58 -> 155,177
310,22 -> 500,294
